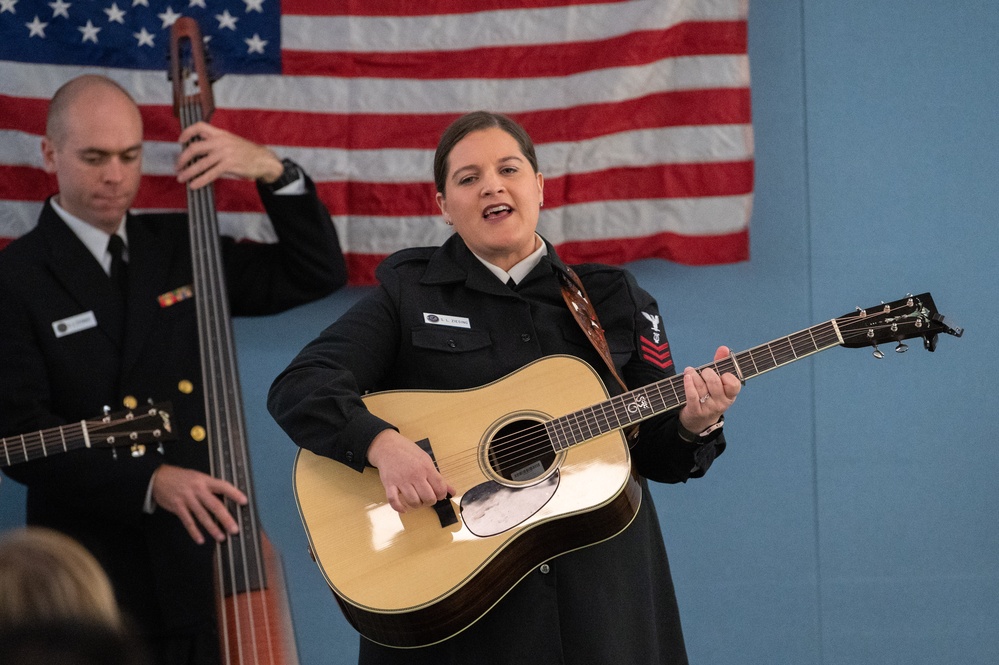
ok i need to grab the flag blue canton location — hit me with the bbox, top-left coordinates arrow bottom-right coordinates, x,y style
0,0 -> 280,74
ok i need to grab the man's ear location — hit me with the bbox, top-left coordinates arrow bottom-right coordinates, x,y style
41,137 -> 58,174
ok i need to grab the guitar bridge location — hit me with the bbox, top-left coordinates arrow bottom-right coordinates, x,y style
415,437 -> 459,528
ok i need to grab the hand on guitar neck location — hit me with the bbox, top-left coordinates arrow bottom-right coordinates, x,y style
367,429 -> 457,514
174,121 -> 286,190
678,345 -> 742,435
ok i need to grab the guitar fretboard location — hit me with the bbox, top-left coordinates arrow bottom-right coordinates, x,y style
546,320 -> 843,450
1,422 -> 86,467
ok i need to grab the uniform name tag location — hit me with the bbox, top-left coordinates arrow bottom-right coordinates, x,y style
423,313 -> 470,329
52,311 -> 98,338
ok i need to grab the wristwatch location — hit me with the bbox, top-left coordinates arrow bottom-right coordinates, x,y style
261,158 -> 302,191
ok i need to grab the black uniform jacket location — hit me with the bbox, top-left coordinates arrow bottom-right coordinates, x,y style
0,178 -> 347,636
268,234 -> 725,665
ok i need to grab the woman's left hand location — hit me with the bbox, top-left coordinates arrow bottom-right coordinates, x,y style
678,345 -> 741,434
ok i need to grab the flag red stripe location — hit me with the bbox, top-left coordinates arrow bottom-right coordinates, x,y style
283,23 -> 747,79
5,88 -> 749,151
285,0 -> 633,17
2,161 -> 752,214
0,166 -> 54,201
180,88 -> 749,149
0,94 -> 48,134
558,228 -> 749,266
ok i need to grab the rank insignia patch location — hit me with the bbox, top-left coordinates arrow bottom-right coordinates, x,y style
641,336 -> 673,369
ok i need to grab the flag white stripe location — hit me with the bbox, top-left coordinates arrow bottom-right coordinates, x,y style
4,124 -> 750,184
0,54 -> 747,114
283,0 -> 744,52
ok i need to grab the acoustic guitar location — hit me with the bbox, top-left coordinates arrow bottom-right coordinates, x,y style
1,402 -> 174,468
293,292 -> 962,648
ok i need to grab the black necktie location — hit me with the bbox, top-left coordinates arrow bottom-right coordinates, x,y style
107,234 -> 128,301
506,277 -> 517,289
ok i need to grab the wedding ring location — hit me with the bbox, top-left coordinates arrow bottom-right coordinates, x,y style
699,394 -> 711,403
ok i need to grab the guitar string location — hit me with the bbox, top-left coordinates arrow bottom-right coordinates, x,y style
181,95 -> 276,665
434,326 -> 843,474
1,423 -> 85,464
427,318 -> 910,479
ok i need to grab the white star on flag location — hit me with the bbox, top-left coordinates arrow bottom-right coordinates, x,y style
133,27 -> 155,47
26,16 -> 48,38
49,0 -> 71,19
104,3 -> 126,24
157,6 -> 181,29
244,32 -> 266,54
215,9 -> 237,30
78,19 -> 100,43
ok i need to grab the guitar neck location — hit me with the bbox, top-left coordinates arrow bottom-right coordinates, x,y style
547,318 -> 842,449
177,96 -> 267,601
1,421 -> 89,467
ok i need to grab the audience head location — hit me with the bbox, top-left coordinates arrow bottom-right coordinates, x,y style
0,526 -> 122,630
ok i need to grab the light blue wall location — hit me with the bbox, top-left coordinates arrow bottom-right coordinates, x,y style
2,2 -> 996,664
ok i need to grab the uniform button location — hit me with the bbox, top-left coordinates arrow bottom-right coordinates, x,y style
521,333 -> 532,342
345,451 -> 354,462
539,564 -> 551,574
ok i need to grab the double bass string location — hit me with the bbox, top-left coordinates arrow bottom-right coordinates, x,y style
179,94 -> 277,664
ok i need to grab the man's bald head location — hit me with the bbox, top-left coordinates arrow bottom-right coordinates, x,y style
46,75 -> 141,147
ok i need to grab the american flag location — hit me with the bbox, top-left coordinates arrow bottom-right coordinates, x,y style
0,0 -> 752,285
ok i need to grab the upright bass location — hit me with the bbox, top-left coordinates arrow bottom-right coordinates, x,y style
169,17 -> 298,665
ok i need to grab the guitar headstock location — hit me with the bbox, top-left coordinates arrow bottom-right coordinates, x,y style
87,402 -> 176,451
835,293 -> 963,356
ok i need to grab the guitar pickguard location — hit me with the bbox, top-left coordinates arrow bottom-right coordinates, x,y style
460,472 -> 560,538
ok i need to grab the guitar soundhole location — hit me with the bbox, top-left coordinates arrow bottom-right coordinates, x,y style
486,417 -> 556,484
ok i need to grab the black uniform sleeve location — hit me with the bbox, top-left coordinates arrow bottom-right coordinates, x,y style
595,268 -> 727,484
267,270 -> 403,472
223,170 -> 348,316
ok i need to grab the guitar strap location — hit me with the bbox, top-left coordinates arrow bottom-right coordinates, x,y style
557,266 -> 642,445
556,266 -> 629,394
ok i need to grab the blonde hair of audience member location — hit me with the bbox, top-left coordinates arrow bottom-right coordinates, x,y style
0,527 -> 122,629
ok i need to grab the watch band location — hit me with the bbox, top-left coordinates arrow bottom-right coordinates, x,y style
262,158 -> 301,191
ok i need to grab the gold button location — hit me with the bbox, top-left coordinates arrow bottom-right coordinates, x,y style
178,380 -> 194,394
190,426 -> 206,442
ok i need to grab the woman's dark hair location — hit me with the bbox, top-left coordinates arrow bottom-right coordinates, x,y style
433,111 -> 538,195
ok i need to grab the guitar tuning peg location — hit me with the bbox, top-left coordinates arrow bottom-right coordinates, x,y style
103,405 -> 111,415
895,342 -> 908,353
872,344 -> 884,359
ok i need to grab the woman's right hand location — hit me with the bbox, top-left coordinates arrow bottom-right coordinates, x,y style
367,429 -> 456,513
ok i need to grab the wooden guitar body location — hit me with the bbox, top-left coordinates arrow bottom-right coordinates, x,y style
294,355 -> 640,648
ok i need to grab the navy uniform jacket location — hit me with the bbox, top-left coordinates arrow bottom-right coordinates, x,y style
0,177 -> 347,637
268,234 -> 726,665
